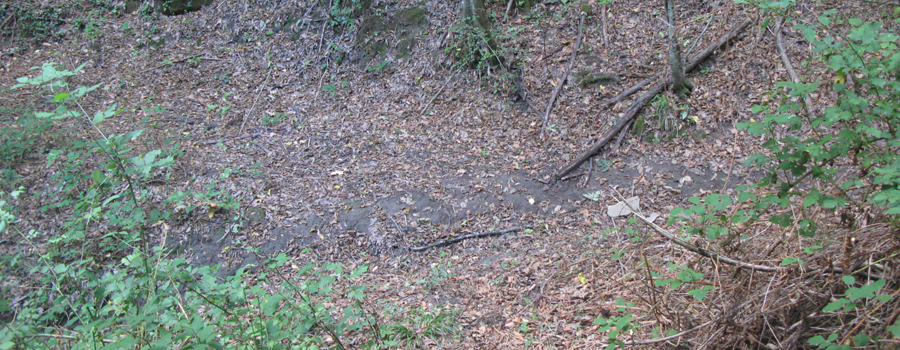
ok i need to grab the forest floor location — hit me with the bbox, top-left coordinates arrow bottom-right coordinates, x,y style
2,0 -> 898,348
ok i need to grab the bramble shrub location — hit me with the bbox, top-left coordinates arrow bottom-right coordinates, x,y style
665,12 -> 899,347
740,14 -> 900,229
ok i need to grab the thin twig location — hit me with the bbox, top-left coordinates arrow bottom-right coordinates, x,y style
240,69 -> 271,134
411,227 -> 525,252
600,4 -> 609,47
598,70 -> 666,108
775,16 -> 814,116
684,0 -> 721,58
140,55 -> 221,73
32,333 -> 114,343
556,19 -> 752,180
622,321 -> 715,345
252,141 -> 272,155
542,14 -> 585,134
611,187 -> 785,273
420,68 -> 460,116
312,67 -> 328,106
202,132 -> 262,145
390,216 -> 403,234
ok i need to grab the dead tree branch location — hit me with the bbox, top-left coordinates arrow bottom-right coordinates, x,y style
555,19 -> 751,180
411,227 -> 524,252
599,18 -> 751,109
542,14 -> 585,134
611,188 -> 785,273
775,16 -> 814,116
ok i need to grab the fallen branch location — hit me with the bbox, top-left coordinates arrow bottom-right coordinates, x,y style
600,18 -> 751,109
599,70 -> 666,108
556,80 -> 665,180
411,227 -> 524,252
555,19 -> 752,180
419,68 -> 460,116
622,320 -> 715,345
775,16 -> 814,116
239,69 -> 271,134
611,188 -> 785,273
202,132 -> 262,145
140,54 -> 221,73
542,14 -> 585,134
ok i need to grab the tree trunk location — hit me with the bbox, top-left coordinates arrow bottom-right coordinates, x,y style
666,0 -> 693,96
460,0 -> 503,66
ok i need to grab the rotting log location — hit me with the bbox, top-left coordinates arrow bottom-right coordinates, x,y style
554,19 -> 752,182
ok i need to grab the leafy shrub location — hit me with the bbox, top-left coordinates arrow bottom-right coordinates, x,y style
663,12 -> 899,347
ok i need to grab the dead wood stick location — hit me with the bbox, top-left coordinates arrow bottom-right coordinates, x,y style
140,54 -> 221,73
611,187 -> 785,273
622,321 -> 715,345
541,14 -> 585,134
556,80 -> 664,180
775,17 -> 814,116
600,18 -> 751,109
202,132 -> 262,145
420,68 -> 460,116
555,19 -> 752,180
600,4 -> 609,47
599,70 -> 666,108
240,69 -> 271,134
410,227 -> 524,252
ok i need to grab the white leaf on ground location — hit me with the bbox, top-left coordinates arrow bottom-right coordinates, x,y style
608,196 -> 639,217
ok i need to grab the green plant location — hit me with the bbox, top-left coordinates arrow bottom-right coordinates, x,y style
0,3 -> 65,42
262,112 -> 289,125
206,92 -> 233,117
738,15 -> 900,228
653,264 -> 714,301
0,62 -> 418,349
807,276 -> 894,349
323,83 -> 338,95
649,95 -> 688,140
366,60 -> 390,72
0,106 -> 51,188
665,13 -> 900,346
446,9 -> 511,74
383,305 -> 458,347
592,299 -> 637,349
416,261 -> 455,288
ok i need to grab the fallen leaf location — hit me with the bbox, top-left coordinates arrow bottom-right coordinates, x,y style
608,196 -> 640,217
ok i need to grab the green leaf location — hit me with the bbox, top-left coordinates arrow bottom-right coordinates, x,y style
350,264 -> 368,278
260,294 -> 283,316
92,104 -> 119,124
841,275 -> 855,285
852,334 -> 871,346
781,257 -> 800,266
822,298 -> 848,312
688,286 -> 713,301
845,279 -> 885,300
887,320 -> 900,337
807,335 -> 825,345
